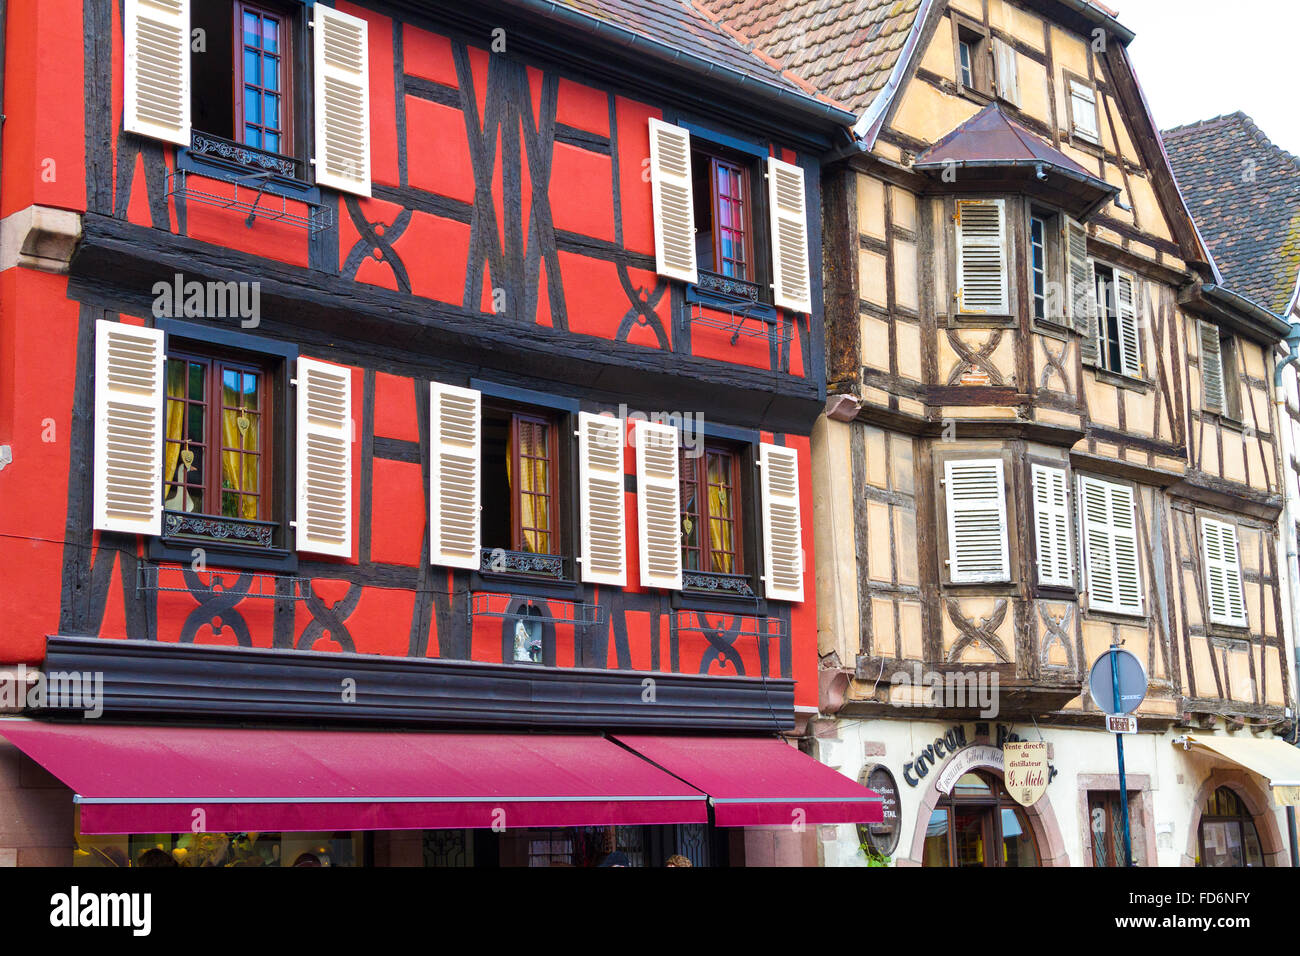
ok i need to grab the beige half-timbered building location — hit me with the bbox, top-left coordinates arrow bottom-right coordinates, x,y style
706,0 -> 1300,866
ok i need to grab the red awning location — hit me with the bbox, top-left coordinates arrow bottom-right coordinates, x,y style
615,735 -> 883,826
0,720 -> 707,834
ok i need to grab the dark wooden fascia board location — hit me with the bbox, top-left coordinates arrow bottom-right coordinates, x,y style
1068,450 -> 1184,488
1166,476 -> 1285,521
41,635 -> 796,732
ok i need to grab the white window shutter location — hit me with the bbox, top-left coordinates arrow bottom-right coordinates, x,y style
993,38 -> 1020,107
579,413 -> 627,587
312,4 -> 371,196
956,199 -> 1008,314
943,459 -> 1010,583
93,320 -> 165,536
648,118 -> 697,284
1201,518 -> 1247,626
635,420 -> 682,590
1201,321 -> 1225,410
1070,80 -> 1099,142
767,157 -> 813,314
1078,475 -> 1143,615
123,0 -> 191,145
758,443 -> 804,601
428,383 -> 481,570
294,357 -> 352,557
1115,270 -> 1142,377
1031,464 -> 1073,587
1065,218 -> 1099,364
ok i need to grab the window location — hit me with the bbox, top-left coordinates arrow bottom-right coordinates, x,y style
954,21 -> 991,96
481,406 -> 565,571
1092,264 -> 1142,377
692,151 -> 755,283
955,199 -> 1009,316
1068,77 -> 1100,144
943,458 -> 1010,584
1031,464 -> 1073,588
191,0 -> 302,168
681,448 -> 743,578
1200,517 -> 1248,627
922,772 -> 1040,867
1077,475 -> 1144,616
647,118 -> 811,313
1088,791 -> 1146,866
1197,787 -> 1265,867
162,352 -> 271,528
1028,210 -> 1064,325
1201,322 -> 1242,418
1030,214 -> 1048,320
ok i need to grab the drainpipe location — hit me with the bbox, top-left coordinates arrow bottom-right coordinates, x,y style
1275,322 -> 1300,867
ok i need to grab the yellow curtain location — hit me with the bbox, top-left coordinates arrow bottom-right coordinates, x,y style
220,383 -> 260,520
163,363 -> 187,510
707,457 -> 733,573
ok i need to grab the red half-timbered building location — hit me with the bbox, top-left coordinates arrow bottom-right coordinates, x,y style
0,0 -> 880,866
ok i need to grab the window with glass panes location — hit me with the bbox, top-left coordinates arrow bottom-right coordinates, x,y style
236,3 -> 291,154
1197,787 -> 1265,867
1030,214 -> 1048,320
680,448 -> 742,575
162,353 -> 268,523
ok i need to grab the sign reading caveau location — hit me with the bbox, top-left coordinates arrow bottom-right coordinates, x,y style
902,723 -> 1057,789
902,726 -> 969,787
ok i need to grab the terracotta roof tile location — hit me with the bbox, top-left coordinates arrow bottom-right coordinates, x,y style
1163,113 -> 1300,315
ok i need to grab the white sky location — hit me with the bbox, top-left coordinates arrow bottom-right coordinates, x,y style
1115,0 -> 1300,155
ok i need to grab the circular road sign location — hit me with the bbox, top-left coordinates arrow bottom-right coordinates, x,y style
1088,647 -> 1147,715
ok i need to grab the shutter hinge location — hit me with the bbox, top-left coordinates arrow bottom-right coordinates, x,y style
290,378 -> 299,387
289,520 -> 298,529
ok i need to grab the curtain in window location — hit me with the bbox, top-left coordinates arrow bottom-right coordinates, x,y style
707,456 -> 733,573
163,362 -> 188,509
220,380 -> 259,519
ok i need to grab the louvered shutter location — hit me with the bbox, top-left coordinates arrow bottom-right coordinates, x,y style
1065,218 -> 1099,363
312,4 -> 371,196
93,320 -> 165,535
943,459 -> 1010,583
1078,476 -> 1143,615
1201,321 -> 1225,410
1201,518 -> 1247,626
123,0 -> 191,145
760,443 -> 804,602
956,199 -> 1008,314
993,38 -> 1020,107
648,118 -> 697,284
767,157 -> 813,314
1070,80 -> 1099,142
1032,464 -> 1073,587
428,383 -> 481,569
635,420 -> 682,590
1115,270 -> 1142,377
294,358 -> 352,556
579,413 -> 626,586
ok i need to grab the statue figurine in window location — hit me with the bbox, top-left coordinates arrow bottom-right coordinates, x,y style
514,617 -> 543,664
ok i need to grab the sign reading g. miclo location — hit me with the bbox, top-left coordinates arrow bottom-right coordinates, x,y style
1002,741 -> 1049,807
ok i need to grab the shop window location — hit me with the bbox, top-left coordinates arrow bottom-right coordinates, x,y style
75,824 -> 363,867
922,772 -> 1040,867
1197,786 -> 1265,867
1088,790 -> 1146,866
480,405 -> 568,578
191,0 -> 305,175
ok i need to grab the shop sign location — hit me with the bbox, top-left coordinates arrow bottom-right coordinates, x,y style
934,745 -> 1004,794
856,764 -> 901,855
1002,741 -> 1049,807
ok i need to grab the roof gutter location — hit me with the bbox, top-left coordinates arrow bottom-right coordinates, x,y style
1047,0 -> 1136,45
500,0 -> 857,129
1200,283 -> 1292,339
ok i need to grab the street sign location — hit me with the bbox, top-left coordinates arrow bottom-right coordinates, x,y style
1106,715 -> 1137,735
1088,647 -> 1147,714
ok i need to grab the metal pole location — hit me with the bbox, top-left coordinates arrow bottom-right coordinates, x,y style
1288,805 -> 1298,868
1111,646 -> 1133,867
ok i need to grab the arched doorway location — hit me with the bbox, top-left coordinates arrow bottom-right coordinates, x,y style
1184,769 -> 1287,867
920,771 -> 1040,867
1196,786 -> 1265,867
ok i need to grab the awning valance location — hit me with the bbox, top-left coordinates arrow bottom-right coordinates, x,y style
1175,733 -> 1300,806
0,720 -> 708,834
615,734 -> 883,826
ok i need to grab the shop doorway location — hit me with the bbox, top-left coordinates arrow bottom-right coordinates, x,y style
1196,787 -> 1265,867
921,772 -> 1040,867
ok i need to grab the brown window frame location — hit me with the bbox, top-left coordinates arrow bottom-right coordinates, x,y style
1087,790 -> 1145,867
952,15 -> 993,99
680,445 -> 744,577
691,147 -> 758,284
233,0 -> 295,156
1197,786 -> 1265,867
163,350 -> 273,524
